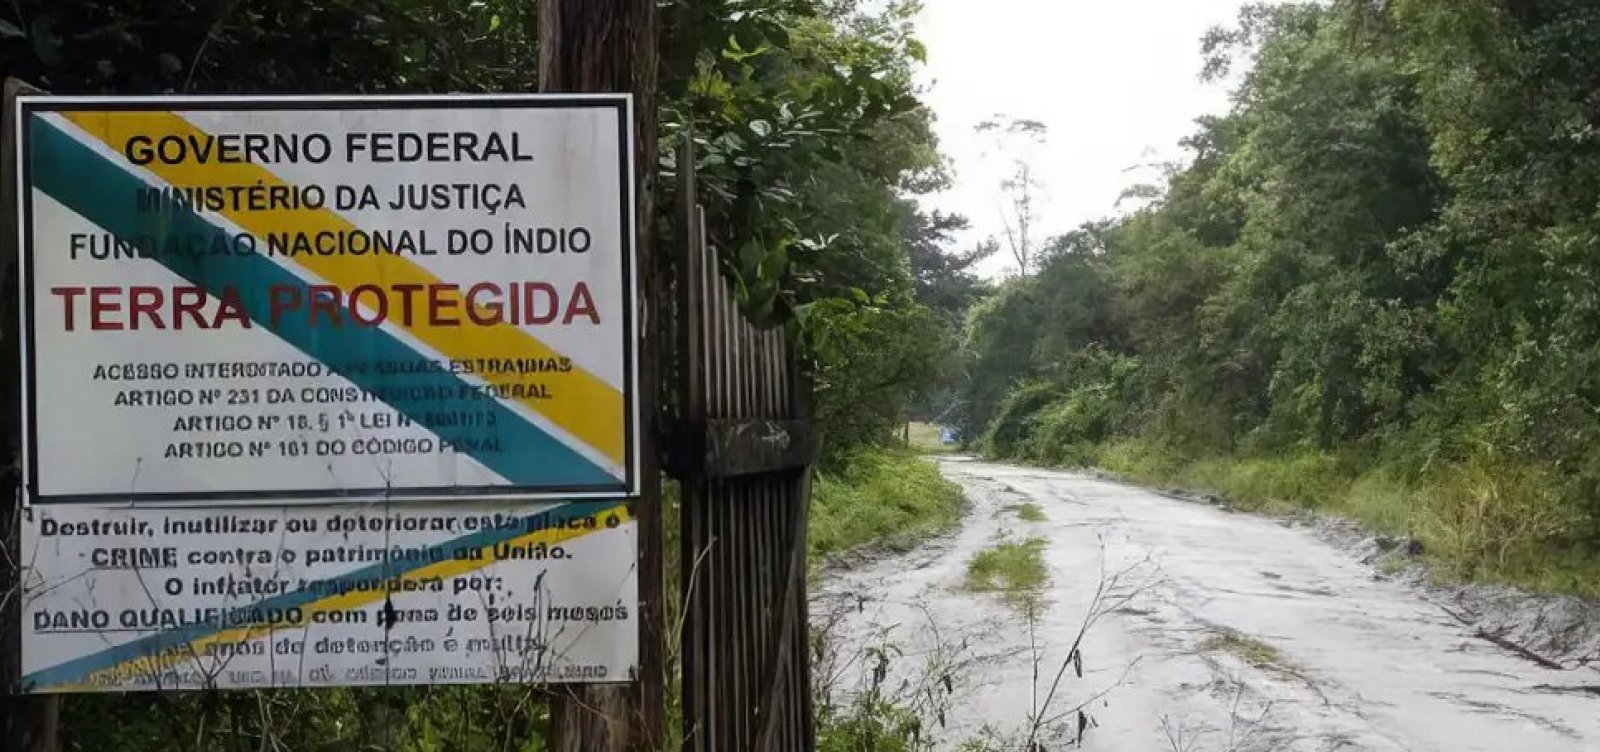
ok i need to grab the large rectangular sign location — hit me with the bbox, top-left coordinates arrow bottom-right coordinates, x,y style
20,500 -> 637,692
16,95 -> 638,504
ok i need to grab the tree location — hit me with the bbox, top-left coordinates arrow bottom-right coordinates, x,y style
904,209 -> 994,321
975,115 -> 1048,275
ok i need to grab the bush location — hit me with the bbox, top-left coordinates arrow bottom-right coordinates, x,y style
978,381 -> 1060,459
1418,453 -> 1590,583
1023,386 -> 1115,465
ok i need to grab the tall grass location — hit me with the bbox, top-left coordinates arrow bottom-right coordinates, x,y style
810,447 -> 968,559
1090,438 -> 1600,597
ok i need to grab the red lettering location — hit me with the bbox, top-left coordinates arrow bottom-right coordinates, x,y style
45,281 -> 590,333
564,282 -> 600,325
173,287 -> 208,329
429,284 -> 460,326
90,286 -> 122,330
214,288 -> 251,329
269,285 -> 302,327
50,287 -> 86,331
128,286 -> 163,330
349,284 -> 387,327
393,283 -> 423,326
308,285 -> 342,327
524,282 -> 557,325
465,283 -> 502,325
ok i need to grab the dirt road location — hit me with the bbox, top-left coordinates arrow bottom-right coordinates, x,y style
813,458 -> 1600,751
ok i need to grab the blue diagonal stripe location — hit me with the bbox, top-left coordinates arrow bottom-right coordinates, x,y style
29,114 -> 617,491
22,500 -> 624,690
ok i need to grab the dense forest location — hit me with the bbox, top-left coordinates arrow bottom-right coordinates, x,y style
956,0 -> 1600,596
1,0 -> 965,749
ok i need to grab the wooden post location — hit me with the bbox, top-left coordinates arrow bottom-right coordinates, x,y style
1,78 -> 58,752
538,3 -> 663,752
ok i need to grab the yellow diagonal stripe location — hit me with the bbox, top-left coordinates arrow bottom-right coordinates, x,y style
59,110 -> 626,467
47,504 -> 632,692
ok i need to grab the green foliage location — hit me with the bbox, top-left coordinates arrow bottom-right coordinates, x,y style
906,212 -> 994,324
815,691 -> 927,752
3,0 -> 539,94
1089,440 -> 1600,596
803,297 -> 949,459
1004,502 -> 1047,523
963,538 -> 1048,614
958,0 -> 1600,595
810,447 -> 967,559
1019,347 -> 1140,466
977,381 -> 1058,459
61,685 -> 551,752
661,1 -> 955,456
1417,453 -> 1590,585
664,0 -> 940,320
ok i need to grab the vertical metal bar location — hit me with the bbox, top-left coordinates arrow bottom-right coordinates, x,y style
673,136 -> 704,752
759,330 -> 773,416
768,331 -> 779,416
707,257 -> 720,422
743,319 -> 755,420
718,269 -> 732,421
738,485 -> 753,748
775,329 -> 790,419
720,483 -> 732,745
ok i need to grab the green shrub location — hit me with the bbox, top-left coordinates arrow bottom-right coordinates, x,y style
1023,386 -> 1113,465
978,381 -> 1060,458
1417,453 -> 1589,583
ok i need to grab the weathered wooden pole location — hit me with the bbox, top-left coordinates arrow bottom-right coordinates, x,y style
538,3 -> 664,751
1,77 -> 59,752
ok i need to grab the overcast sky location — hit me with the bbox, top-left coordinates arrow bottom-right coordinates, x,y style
914,0 -> 1257,277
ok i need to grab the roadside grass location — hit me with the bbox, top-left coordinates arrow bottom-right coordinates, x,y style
810,445 -> 967,561
1002,501 -> 1047,522
906,421 -> 954,454
963,537 -> 1049,614
1091,439 -> 1600,599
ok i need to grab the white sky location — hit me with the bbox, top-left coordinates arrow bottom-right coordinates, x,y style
914,0 -> 1256,277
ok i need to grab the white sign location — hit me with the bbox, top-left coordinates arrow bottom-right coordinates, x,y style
21,500 -> 637,692
17,95 -> 638,505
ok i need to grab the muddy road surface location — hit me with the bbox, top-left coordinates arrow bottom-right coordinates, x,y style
813,458 -> 1600,751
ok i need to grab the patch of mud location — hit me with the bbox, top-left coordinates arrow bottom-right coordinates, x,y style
1307,515 -> 1600,673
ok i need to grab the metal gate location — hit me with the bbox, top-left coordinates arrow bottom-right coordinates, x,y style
667,138 -> 818,752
